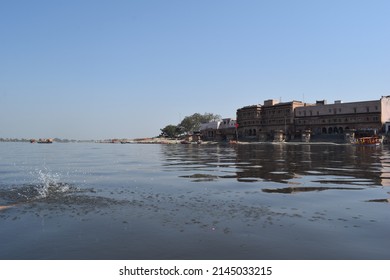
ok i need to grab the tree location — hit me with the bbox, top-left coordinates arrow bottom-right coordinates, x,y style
160,125 -> 181,138
178,112 -> 221,134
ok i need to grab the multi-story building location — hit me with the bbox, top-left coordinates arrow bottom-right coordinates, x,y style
236,96 -> 390,142
236,104 -> 262,139
294,96 -> 390,136
260,99 -> 306,139
236,100 -> 305,140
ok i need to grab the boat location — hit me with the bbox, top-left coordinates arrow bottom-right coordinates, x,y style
37,138 -> 53,144
352,136 -> 382,146
349,129 -> 383,146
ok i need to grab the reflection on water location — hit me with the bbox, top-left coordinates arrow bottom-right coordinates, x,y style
161,143 -> 389,187
262,186 -> 364,193
1,142 -> 390,260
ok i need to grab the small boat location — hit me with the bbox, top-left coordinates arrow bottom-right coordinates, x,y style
37,138 -> 53,144
352,136 -> 382,146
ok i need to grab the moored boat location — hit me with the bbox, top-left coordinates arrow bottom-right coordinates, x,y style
352,136 -> 382,146
37,138 -> 53,144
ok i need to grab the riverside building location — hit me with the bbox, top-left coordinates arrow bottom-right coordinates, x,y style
294,96 -> 390,136
199,118 -> 237,141
236,96 -> 390,142
236,99 -> 306,141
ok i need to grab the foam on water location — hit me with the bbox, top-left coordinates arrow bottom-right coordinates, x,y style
34,169 -> 70,199
0,169 -> 77,205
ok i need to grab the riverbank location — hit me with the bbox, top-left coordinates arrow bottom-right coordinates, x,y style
127,137 -> 347,145
125,137 -> 218,145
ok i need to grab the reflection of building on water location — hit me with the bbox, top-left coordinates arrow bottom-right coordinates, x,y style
234,144 -> 316,183
262,186 -> 364,194
234,144 -> 384,186
160,143 -> 386,187
379,149 -> 390,186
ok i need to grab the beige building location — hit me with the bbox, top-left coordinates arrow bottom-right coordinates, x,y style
260,99 -> 305,139
236,96 -> 390,142
237,100 -> 305,140
236,104 -> 262,140
294,96 -> 390,136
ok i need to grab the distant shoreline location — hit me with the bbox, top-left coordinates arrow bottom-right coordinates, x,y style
0,136 -> 383,146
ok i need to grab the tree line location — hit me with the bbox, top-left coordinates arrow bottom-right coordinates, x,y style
160,113 -> 221,138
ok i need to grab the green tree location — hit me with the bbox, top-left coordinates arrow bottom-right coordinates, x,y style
160,125 -> 181,138
178,112 -> 221,134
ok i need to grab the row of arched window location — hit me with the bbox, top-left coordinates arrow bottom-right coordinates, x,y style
243,126 -> 352,136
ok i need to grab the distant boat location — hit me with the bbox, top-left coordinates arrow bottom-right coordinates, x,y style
37,138 -> 53,144
352,136 -> 382,146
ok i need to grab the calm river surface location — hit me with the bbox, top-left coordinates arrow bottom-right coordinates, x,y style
1,142 -> 389,259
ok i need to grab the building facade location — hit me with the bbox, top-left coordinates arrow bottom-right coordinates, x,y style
260,99 -> 305,140
236,96 -> 390,142
236,100 -> 305,141
199,121 -> 220,141
236,104 -> 262,140
294,96 -> 390,136
218,118 -> 237,141
199,118 -> 237,141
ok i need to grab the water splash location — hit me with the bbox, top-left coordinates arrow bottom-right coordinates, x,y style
13,168 -> 77,201
0,169 -> 80,207
34,169 -> 70,199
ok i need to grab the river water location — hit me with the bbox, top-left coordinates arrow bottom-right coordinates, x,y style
0,142 -> 389,259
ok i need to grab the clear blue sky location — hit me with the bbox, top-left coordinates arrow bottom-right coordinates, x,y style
0,0 -> 389,139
